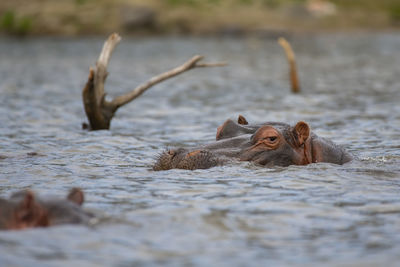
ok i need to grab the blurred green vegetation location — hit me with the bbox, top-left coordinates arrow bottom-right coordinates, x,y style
388,3 -> 400,22
0,0 -> 399,36
165,0 -> 400,16
75,0 -> 89,5
159,0 -> 400,25
0,10 -> 32,35
165,0 -> 308,6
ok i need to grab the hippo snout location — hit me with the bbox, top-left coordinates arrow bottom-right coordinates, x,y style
153,148 -> 221,171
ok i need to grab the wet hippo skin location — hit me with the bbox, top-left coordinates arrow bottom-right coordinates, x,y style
0,188 -> 93,230
154,115 -> 352,170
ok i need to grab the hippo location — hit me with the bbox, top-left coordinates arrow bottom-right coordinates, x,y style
153,115 -> 352,170
0,188 -> 93,230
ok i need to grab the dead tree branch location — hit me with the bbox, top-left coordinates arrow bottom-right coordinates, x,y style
111,56 -> 226,108
82,33 -> 226,130
278,37 -> 300,93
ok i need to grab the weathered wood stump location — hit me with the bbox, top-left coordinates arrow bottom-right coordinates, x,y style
278,37 -> 301,93
82,33 -> 225,130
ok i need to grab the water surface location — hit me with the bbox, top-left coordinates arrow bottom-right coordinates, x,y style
0,33 -> 400,266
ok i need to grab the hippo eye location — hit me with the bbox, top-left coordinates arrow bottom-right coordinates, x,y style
265,136 -> 277,142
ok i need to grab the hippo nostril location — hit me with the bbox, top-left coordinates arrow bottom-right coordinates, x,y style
168,150 -> 177,158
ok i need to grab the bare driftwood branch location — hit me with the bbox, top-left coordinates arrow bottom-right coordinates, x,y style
111,56 -> 227,108
278,37 -> 300,93
82,33 -> 226,130
94,33 -> 121,106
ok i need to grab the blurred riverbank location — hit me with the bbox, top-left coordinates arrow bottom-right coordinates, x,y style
1,0 -> 400,36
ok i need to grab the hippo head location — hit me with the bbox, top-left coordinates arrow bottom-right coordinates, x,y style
153,115 -> 351,170
0,190 -> 49,230
0,188 -> 86,230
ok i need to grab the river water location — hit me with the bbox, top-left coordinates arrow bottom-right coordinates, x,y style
0,33 -> 399,266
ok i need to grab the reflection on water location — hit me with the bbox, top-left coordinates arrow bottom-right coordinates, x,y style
0,33 -> 400,266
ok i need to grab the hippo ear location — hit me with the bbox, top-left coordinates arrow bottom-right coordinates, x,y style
18,190 -> 36,211
67,188 -> 84,206
237,115 -> 248,125
15,191 -> 49,228
293,121 -> 310,146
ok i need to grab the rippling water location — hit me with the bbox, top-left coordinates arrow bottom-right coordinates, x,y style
0,33 -> 400,266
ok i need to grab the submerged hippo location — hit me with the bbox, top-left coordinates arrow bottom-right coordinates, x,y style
154,115 -> 352,170
0,188 -> 93,230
